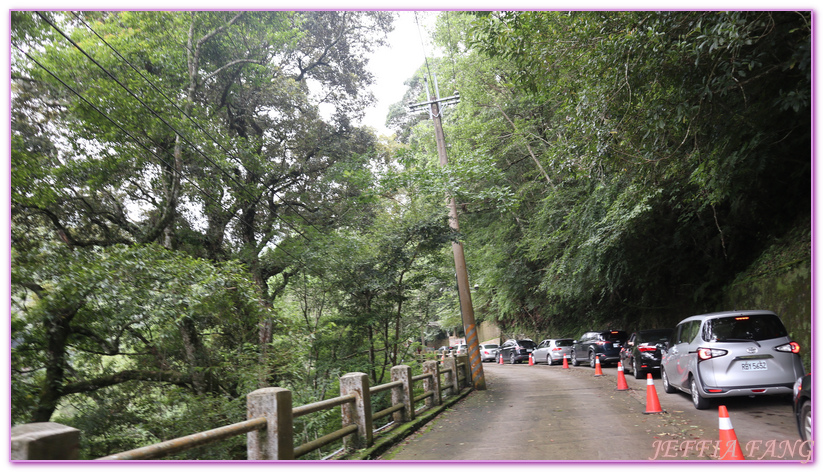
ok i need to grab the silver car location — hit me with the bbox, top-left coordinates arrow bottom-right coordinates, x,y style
478,344 -> 499,362
533,338 -> 574,365
660,310 -> 805,410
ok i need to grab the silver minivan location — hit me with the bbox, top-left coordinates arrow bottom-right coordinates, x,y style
660,310 -> 805,409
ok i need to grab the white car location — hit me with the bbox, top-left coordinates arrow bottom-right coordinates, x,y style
478,344 -> 499,362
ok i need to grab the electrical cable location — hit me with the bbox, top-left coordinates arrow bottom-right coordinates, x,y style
14,42 -> 323,278
23,11 -> 404,283
67,11 -> 369,250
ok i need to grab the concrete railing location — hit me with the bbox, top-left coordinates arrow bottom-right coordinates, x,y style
11,356 -> 472,460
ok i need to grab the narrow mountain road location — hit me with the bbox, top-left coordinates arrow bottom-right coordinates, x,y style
381,361 -> 810,461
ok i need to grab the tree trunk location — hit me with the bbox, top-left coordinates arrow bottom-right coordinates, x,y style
32,307 -> 77,422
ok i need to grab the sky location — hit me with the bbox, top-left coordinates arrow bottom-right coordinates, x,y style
360,10 -> 439,135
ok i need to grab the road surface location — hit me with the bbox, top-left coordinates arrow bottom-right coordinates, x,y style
381,361 -> 811,461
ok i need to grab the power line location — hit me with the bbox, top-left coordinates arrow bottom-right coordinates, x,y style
13,42 -> 323,279
67,11 -> 360,249
41,11 -> 337,253
22,11 -> 394,282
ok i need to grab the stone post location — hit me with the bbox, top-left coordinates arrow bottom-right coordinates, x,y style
442,356 -> 457,396
340,372 -> 373,450
247,387 -> 294,460
11,422 -> 80,460
391,365 -> 414,423
457,354 -> 470,389
421,360 -> 441,407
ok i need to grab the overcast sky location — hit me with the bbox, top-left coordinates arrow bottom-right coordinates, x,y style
360,10 -> 439,135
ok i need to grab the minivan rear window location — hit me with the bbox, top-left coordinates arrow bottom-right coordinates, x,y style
703,314 -> 788,342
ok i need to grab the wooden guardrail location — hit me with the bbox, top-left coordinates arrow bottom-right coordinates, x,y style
11,356 -> 472,460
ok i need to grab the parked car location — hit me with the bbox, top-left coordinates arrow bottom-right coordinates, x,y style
620,329 -> 673,379
455,344 -> 468,356
793,373 -> 811,440
497,339 -> 538,364
436,346 -> 454,357
533,338 -> 574,365
660,310 -> 805,410
478,344 -> 499,362
570,330 -> 628,367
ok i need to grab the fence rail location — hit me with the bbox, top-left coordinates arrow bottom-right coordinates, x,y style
11,356 -> 472,461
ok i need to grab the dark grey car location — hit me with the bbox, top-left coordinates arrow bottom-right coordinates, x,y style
620,329 -> 673,379
570,330 -> 628,367
660,310 -> 805,410
497,339 -> 537,364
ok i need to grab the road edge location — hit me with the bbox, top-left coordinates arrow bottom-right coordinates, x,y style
338,386 -> 475,460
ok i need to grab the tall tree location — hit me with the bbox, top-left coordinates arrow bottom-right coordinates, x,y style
11,10 -> 394,424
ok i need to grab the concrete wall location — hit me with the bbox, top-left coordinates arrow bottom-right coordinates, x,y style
476,321 -> 501,344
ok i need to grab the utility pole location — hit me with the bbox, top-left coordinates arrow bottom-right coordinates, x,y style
409,75 -> 486,390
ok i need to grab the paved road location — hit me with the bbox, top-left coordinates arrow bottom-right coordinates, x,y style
382,361 -> 811,461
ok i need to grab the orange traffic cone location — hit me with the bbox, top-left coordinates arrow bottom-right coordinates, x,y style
529,353 -> 534,366
562,354 -> 569,369
441,351 -> 445,362
498,353 -> 504,365
718,405 -> 745,460
616,360 -> 629,390
643,373 -> 663,413
593,356 -> 603,376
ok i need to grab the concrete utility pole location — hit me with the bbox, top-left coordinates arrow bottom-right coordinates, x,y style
409,75 -> 486,390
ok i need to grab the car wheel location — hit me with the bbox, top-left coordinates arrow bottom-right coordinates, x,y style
690,376 -> 710,410
633,358 -> 644,379
510,352 -> 517,364
799,401 -> 811,441
589,351 -> 596,368
661,368 -> 676,393
571,351 -> 579,366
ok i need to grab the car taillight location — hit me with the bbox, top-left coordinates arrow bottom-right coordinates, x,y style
775,342 -> 801,354
595,341 -> 608,345
697,347 -> 728,360
552,347 -> 562,351
638,345 -> 657,352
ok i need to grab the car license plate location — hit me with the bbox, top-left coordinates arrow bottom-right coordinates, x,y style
526,349 -> 533,352
613,343 -> 620,348
741,361 -> 767,371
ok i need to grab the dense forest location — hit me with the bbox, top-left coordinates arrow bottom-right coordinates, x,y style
10,11 -> 811,459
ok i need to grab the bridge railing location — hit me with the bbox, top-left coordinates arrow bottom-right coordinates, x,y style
11,356 -> 472,460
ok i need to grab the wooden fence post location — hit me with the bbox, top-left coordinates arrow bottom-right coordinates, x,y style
422,360 -> 441,407
391,365 -> 414,423
247,387 -> 294,460
340,372 -> 373,450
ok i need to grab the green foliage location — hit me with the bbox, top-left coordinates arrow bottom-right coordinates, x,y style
10,9 -> 811,459
449,11 -> 810,336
